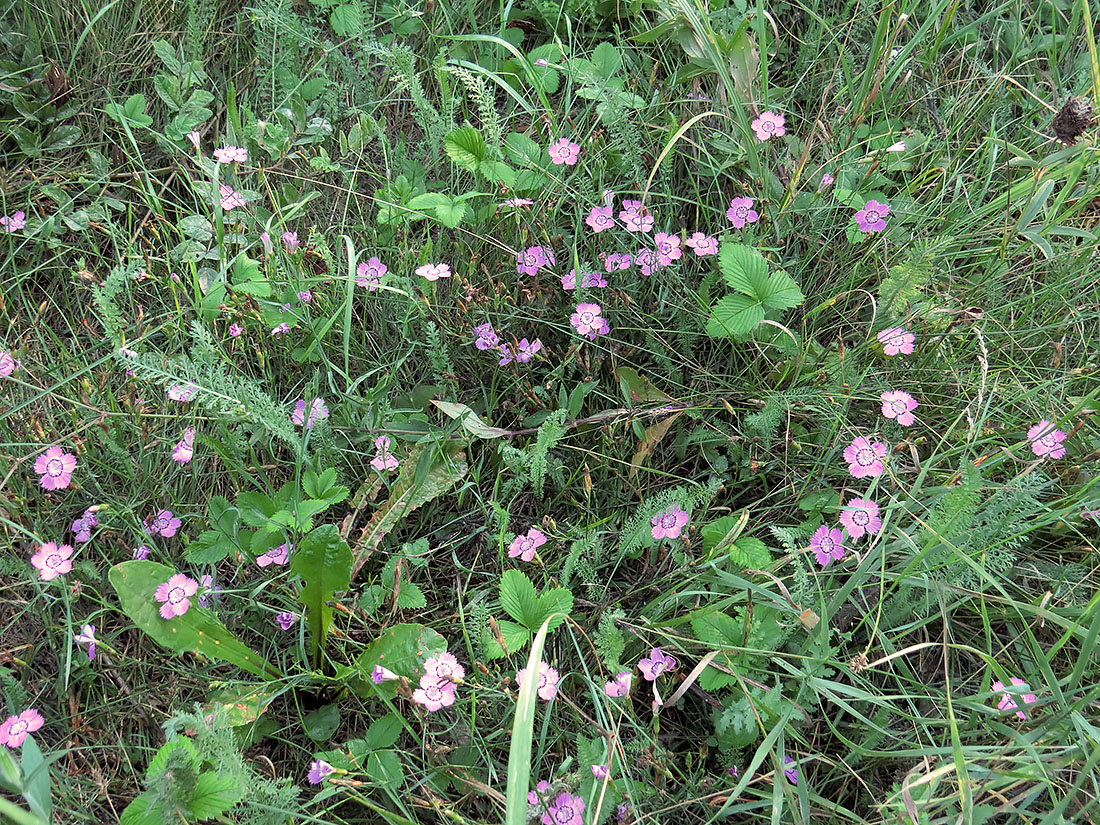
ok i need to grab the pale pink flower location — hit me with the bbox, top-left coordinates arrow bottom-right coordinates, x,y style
370,435 -> 399,471
809,524 -> 845,567
548,138 -> 580,166
685,233 -> 719,256
145,510 -> 182,538
282,231 -> 300,252
213,145 -> 247,163
0,351 -> 16,375
416,262 -> 451,281
356,257 -> 387,290
154,573 -> 199,619
570,303 -> 609,339
257,543 -> 291,567
839,498 -> 881,540
424,652 -> 465,684
516,661 -> 559,701
217,184 -> 245,211
543,792 -> 584,825
843,436 -> 888,479
591,764 -> 609,779
172,427 -> 196,464
604,671 -> 632,697
654,232 -> 682,266
880,390 -> 918,426
1027,421 -> 1067,459
412,674 -> 456,711
604,252 -> 631,272
371,665 -> 399,684
501,197 -> 534,209
34,445 -> 76,490
877,327 -> 915,356
30,542 -> 73,581
508,527 -> 547,562
618,199 -> 654,233
297,290 -> 311,303
74,624 -> 96,661
750,111 -> 786,141
0,709 -> 44,748
167,383 -> 198,402
638,647 -> 676,681
651,506 -> 689,540
586,206 -> 615,233
854,200 -> 890,233
991,677 -> 1037,719
886,141 -> 906,153
0,211 -> 26,232
132,545 -> 150,560
292,398 -> 329,429
308,759 -> 335,784
528,780 -> 551,806
186,131 -> 201,149
726,197 -> 759,228
635,248 -> 662,276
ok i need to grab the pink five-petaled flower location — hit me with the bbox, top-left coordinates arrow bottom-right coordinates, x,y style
726,197 -> 759,228
809,524 -> 845,567
474,322 -> 500,351
132,545 -> 150,560
992,677 -> 1037,719
635,248 -> 660,276
638,647 -> 676,681
880,390 -> 919,427
0,350 -> 16,375
276,612 -> 298,630
516,661 -> 560,701
854,200 -> 890,233
424,652 -> 465,684
74,624 -> 96,661
282,231 -> 300,252
586,205 -> 616,233
416,262 -> 451,281
604,671 -> 632,697
0,709 -> 44,748
154,573 -> 199,619
501,197 -> 533,209
542,792 -> 585,825
1,211 -> 26,232
619,199 -> 654,233
370,435 -> 399,472
168,383 -> 198,402
685,232 -> 719,256
297,290 -> 312,303
172,427 -> 196,464
308,759 -> 335,785
654,232 -> 682,266
516,338 -> 542,363
145,510 -> 182,538
548,138 -> 580,166
72,508 -> 98,542
517,245 -> 555,276
30,542 -> 73,581
1028,420 -> 1067,459
839,498 -> 882,540
229,323 -> 243,337
412,674 -> 456,712
509,527 -> 547,562
843,436 -> 888,479
528,779 -> 551,806
604,252 -> 631,272
571,303 -> 609,339
877,327 -> 915,356
217,184 -> 245,211
256,543 -> 291,567
213,145 -> 247,164
34,445 -> 77,490
292,398 -> 329,429
750,110 -> 786,141
651,505 -> 690,540
356,256 -> 387,290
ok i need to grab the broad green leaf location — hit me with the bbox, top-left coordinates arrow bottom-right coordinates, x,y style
190,772 -> 242,819
236,491 -> 275,527
120,792 -> 162,825
433,197 -> 467,228
499,570 -> 573,633
303,704 -> 341,741
394,580 -> 426,610
707,294 -> 765,337
591,42 -> 623,78
366,750 -> 404,790
485,619 -> 531,660
479,159 -> 515,187
728,536 -> 772,568
110,561 -> 278,678
179,215 -> 213,242
146,737 -> 198,782
291,525 -> 352,666
760,271 -> 804,311
230,253 -> 270,298
203,682 -> 279,728
364,713 -> 403,749
303,468 -> 349,505
20,736 -> 50,822
718,243 -> 769,296
702,513 -> 747,555
432,400 -> 509,439
151,40 -> 182,74
329,3 -> 363,36
504,132 -> 543,169
353,623 -> 448,698
184,497 -> 240,564
0,747 -> 19,793
444,126 -> 485,172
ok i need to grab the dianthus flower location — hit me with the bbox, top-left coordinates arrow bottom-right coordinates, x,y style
542,792 -> 584,825
1027,420 -> 1067,459
548,138 -> 580,166
877,327 -> 915,356
474,322 -> 500,351
30,542 -> 73,581
356,256 -> 387,290
508,527 -> 547,562
35,445 -> 76,490
144,510 -> 182,538
74,624 -> 96,661
154,573 -> 199,619
424,652 -> 465,684
991,677 -> 1037,719
809,524 -> 845,567
412,674 -> 456,711
654,232 -> 682,266
638,647 -> 676,681
72,508 -> 98,542
516,338 -> 542,362
172,427 -> 196,463
516,661 -> 559,701
213,145 -> 247,163
843,436 -> 888,479
750,111 -> 785,141
570,303 -> 609,339
604,252 -> 631,272
217,184 -> 245,211
416,262 -> 451,281
282,231 -> 300,252
685,232 -> 719,256
256,543 -> 291,567
308,759 -> 335,785
0,211 -> 27,232
0,350 -> 16,375
168,383 -> 198,402
726,197 -> 759,228
517,246 -> 555,276
651,506 -> 689,539
370,435 -> 399,471
292,398 -> 329,429
854,200 -> 890,233
276,612 -> 298,630
604,671 -> 632,697
880,390 -> 918,426
838,498 -> 881,540
586,206 -> 615,233
0,709 -> 43,748
619,199 -> 654,233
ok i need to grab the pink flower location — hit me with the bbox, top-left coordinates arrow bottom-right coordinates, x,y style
72,508 -> 97,543
880,390 -> 918,426
604,671 -> 632,697
586,206 -> 615,233
132,545 -> 150,560
839,498 -> 881,540
276,612 -> 298,630
604,252 -> 631,272
516,661 -> 560,701
516,338 -> 542,363
517,245 -> 555,276
877,327 -> 915,356
820,173 -> 834,186
750,111 -> 786,141
474,322 -> 500,350
271,322 -> 290,337
651,506 -> 689,540
257,543 -> 291,567
0,709 -> 44,748
591,764 -> 609,779
282,231 -> 300,252
30,542 -> 73,581
991,677 -> 1037,719
685,232 -> 719,256
548,138 -> 580,166
424,652 -> 465,684
571,303 -> 609,339
412,674 -> 456,711
144,510 -> 181,538
0,350 -> 16,375
654,232 -> 682,266
371,665 -> 399,684
726,197 -> 759,228
809,524 -> 845,567
0,211 -> 26,232
228,324 -> 243,337
508,527 -> 547,562
370,435 -> 399,472
34,445 -> 77,490
154,573 -> 199,619
213,145 -> 247,163
74,624 -> 96,661
635,248 -> 661,276
638,647 -> 676,681
297,290 -> 312,303
1028,421 -> 1067,459
854,200 -> 890,233
783,754 -> 798,785
843,436 -> 888,479
542,792 -> 584,825
186,131 -> 201,149
528,780 -> 551,806
416,262 -> 451,281
619,199 -> 654,233
308,759 -> 335,785
292,398 -> 329,429
172,427 -> 196,464
357,257 -> 387,290
168,383 -> 198,402
217,184 -> 245,211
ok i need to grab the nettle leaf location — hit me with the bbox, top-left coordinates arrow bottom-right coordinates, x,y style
499,570 -> 573,632
292,525 -> 353,666
479,159 -> 515,188
718,243 -> 769,296
707,294 -> 765,338
727,536 -> 772,569
367,750 -> 404,790
591,42 -> 623,78
353,623 -> 448,699
760,271 -> 804,311
444,126 -> 485,172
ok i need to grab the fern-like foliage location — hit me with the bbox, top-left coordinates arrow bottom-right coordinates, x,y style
440,63 -> 502,158
877,248 -> 932,318
594,608 -> 626,674
744,386 -> 822,450
530,409 -> 567,497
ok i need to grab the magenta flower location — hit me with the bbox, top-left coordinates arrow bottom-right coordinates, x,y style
371,665 -> 399,684
726,197 -> 759,228
638,647 -> 676,681
424,652 -> 465,684
783,754 -> 798,785
172,427 -> 196,464
880,390 -> 919,426
619,199 -> 654,233
308,759 -> 335,785
257,543 -> 291,567
821,173 -> 834,186
590,764 -> 608,779
839,498 -> 881,540
542,792 -> 585,825
809,524 -> 845,567
297,290 -> 312,304
854,200 -> 890,233
516,661 -> 560,701
517,245 -> 555,276
474,322 -> 500,351
750,111 -> 786,141
412,674 -> 457,711
877,327 -> 915,356
0,350 -> 16,375
586,205 -> 616,233
1027,421 -> 1067,459
276,612 -> 298,630
167,383 -> 198,402
292,398 -> 329,429
635,248 -> 661,276
416,262 -> 451,281
843,436 -> 888,479
34,445 -> 77,490
654,232 -> 682,266
651,506 -> 690,540
271,322 -> 290,337
561,270 -> 576,290
498,344 -> 514,366
604,671 -> 632,697
356,256 -> 388,290
516,338 -> 542,362
228,324 -> 243,337
0,709 -> 44,748
213,145 -> 247,164
198,573 -> 221,608
145,509 -> 182,538
571,303 -> 609,339
282,231 -> 300,252
72,508 -> 98,543
685,232 -> 719,256
30,542 -> 73,581
370,435 -> 399,472
528,779 -> 551,806
132,545 -> 150,560
74,624 -> 96,661
604,252 -> 631,272
581,271 -> 607,288
509,527 -> 547,562
1,211 -> 27,232
217,184 -> 245,211
548,138 -> 580,166
154,573 -> 199,619
992,677 -> 1037,719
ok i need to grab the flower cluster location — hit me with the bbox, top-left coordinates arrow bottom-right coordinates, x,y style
473,321 -> 542,366
412,651 -> 466,712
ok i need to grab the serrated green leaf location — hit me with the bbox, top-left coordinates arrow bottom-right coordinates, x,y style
291,525 -> 352,666
364,713 -> 403,750
394,580 -> 426,609
146,737 -> 199,782
499,570 -> 572,633
190,772 -> 241,819
433,197 -> 467,228
444,126 -> 485,172
485,618 -> 531,660
303,704 -> 341,741
367,750 -> 404,790
591,42 -> 623,78
760,271 -> 804,311
329,3 -> 363,36
236,491 -> 275,527
728,536 -> 772,568
120,791 -> 162,825
718,243 -> 769,296
707,294 -> 765,337
504,132 -> 543,168
479,159 -> 515,187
